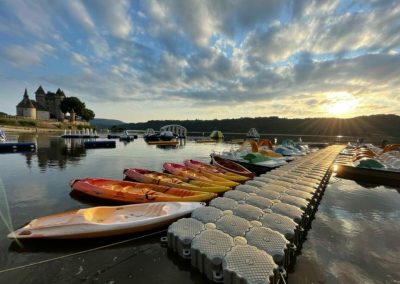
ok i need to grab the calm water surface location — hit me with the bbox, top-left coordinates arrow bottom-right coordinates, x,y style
0,134 -> 399,283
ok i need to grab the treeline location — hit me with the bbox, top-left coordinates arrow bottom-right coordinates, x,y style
115,114 -> 400,138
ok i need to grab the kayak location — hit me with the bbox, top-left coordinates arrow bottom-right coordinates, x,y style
183,159 -> 250,182
210,154 -> 255,178
123,168 -> 230,193
70,178 -> 217,203
8,202 -> 203,239
163,163 -> 239,188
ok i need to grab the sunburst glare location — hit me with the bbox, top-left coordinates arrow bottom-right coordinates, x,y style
322,92 -> 360,117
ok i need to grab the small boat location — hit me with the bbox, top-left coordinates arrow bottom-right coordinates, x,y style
209,130 -> 224,140
159,130 -> 176,141
163,163 -> 239,187
124,168 -> 228,193
70,178 -> 216,203
0,129 -> 5,142
183,159 -> 250,182
119,131 -> 134,141
211,154 -> 255,178
8,202 -> 204,239
246,128 -> 260,139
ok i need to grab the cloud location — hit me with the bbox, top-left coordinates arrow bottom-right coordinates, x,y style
0,43 -> 55,67
88,0 -> 133,39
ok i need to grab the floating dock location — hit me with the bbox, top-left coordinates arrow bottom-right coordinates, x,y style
62,134 -> 99,138
167,145 -> 344,283
0,142 -> 36,152
84,141 -> 116,149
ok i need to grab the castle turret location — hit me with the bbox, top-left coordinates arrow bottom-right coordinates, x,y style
35,85 -> 46,107
16,89 -> 36,119
54,88 -> 66,120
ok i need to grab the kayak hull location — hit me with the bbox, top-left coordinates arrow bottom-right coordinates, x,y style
211,154 -> 255,178
163,163 -> 238,188
70,178 -> 216,203
123,168 -> 227,193
8,202 -> 204,239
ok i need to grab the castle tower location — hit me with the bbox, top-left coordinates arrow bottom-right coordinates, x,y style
55,88 -> 66,120
35,85 -> 46,106
16,88 -> 36,119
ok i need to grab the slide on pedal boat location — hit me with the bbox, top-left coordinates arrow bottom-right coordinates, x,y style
210,154 -> 255,178
70,178 -> 216,203
123,168 -> 229,193
183,159 -> 250,182
8,202 -> 203,239
163,163 -> 239,188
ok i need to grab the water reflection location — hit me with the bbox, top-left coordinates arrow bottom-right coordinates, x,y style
15,135 -> 88,171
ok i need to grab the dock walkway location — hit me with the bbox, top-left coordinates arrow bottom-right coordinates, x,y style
167,145 -> 345,283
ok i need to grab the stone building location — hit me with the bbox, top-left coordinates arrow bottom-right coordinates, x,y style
16,86 -> 66,120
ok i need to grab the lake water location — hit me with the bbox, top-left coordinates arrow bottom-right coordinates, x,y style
0,134 -> 399,283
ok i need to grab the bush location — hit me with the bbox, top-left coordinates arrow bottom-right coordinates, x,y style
18,120 -> 37,127
0,119 -> 17,126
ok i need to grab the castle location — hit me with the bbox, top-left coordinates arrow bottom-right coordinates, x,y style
16,86 -> 66,120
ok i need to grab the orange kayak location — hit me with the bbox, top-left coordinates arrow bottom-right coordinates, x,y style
123,168 -> 230,193
70,178 -> 217,203
183,159 -> 250,182
163,163 -> 239,188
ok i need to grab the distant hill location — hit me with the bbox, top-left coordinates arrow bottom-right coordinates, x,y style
90,118 -> 125,129
115,114 -> 400,140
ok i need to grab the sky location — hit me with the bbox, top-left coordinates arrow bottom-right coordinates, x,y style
0,0 -> 399,122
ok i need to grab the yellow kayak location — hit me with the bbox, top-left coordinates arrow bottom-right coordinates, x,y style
124,168 -> 230,193
163,163 -> 239,188
184,159 -> 250,182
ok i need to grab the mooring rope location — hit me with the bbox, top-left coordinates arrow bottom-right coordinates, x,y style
0,229 -> 166,274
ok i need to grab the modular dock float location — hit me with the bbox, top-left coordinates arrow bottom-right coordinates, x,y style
0,142 -> 36,152
167,145 -> 344,283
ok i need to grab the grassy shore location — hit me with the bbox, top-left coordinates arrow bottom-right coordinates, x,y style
0,116 -> 92,134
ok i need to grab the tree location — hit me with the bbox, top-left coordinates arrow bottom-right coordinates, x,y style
81,108 -> 95,121
60,97 -> 85,114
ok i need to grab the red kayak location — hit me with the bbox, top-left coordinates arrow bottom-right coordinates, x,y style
210,153 -> 255,178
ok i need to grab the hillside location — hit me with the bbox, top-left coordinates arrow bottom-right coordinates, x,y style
116,114 -> 400,138
90,118 -> 125,129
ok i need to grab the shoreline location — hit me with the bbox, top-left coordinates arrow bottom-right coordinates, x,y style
0,124 -> 64,134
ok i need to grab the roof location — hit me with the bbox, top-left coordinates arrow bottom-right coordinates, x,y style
35,85 -> 45,95
16,89 -> 35,108
31,100 -> 48,111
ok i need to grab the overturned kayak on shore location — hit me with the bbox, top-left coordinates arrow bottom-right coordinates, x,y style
70,178 -> 217,203
123,168 -> 229,193
210,154 -> 255,178
8,202 -> 204,239
183,159 -> 250,182
163,163 -> 239,188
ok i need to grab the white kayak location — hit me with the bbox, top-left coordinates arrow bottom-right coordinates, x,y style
8,202 -> 204,239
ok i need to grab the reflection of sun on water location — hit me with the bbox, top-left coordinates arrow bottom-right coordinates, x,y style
323,92 -> 359,117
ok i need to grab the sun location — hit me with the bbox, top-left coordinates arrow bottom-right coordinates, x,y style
322,92 -> 359,117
